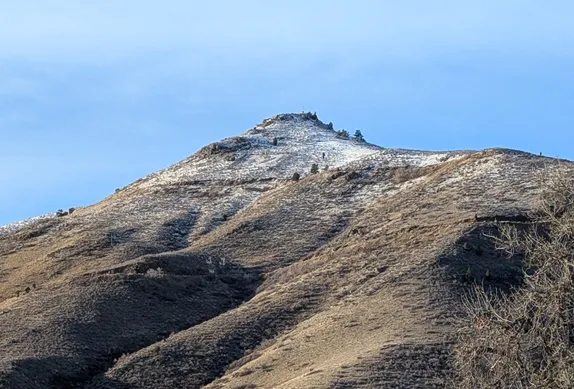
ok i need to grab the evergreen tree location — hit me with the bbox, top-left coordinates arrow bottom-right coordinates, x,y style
336,130 -> 350,139
354,130 -> 365,142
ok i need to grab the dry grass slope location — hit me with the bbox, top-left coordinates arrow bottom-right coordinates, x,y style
0,115 -> 568,389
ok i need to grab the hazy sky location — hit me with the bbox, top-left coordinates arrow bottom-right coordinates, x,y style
1,1 -> 574,225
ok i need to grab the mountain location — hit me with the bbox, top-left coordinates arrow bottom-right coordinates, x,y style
0,113 -> 565,389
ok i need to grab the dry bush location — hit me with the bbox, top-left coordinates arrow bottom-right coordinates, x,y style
454,166 -> 574,388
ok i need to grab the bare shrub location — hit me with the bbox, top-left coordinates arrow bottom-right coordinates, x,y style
454,166 -> 574,389
145,267 -> 165,278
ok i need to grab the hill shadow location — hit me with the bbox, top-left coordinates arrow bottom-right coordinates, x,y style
437,222 -> 526,293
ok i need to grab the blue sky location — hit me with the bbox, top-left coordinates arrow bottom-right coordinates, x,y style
1,1 -> 574,225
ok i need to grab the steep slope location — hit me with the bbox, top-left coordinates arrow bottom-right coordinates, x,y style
0,114 -> 566,389
88,150 -> 551,389
0,114 -> 387,388
0,114 -> 380,297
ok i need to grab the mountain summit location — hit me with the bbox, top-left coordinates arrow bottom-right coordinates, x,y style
0,114 -> 567,388
137,113 -> 383,188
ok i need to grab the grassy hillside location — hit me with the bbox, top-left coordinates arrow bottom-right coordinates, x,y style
0,114 -> 567,388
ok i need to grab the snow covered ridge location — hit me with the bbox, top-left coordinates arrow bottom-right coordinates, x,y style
348,148 -> 471,171
136,113 -> 382,189
0,214 -> 56,236
135,113 -> 477,190
0,113 -> 487,236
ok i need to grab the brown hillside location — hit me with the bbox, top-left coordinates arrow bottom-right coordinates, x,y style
0,114 -> 568,388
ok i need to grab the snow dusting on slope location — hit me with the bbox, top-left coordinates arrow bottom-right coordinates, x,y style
0,113 -> 482,238
349,148 -> 471,171
0,214 -> 56,237
136,114 -> 382,189
134,114 -> 475,191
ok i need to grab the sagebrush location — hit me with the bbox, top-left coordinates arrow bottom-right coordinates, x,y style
455,166 -> 574,389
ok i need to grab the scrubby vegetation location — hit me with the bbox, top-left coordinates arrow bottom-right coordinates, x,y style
336,130 -> 350,139
55,207 -> 76,217
300,111 -> 318,121
455,167 -> 574,389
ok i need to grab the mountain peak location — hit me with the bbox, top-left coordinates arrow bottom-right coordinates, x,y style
258,112 -> 327,126
246,112 -> 336,138
136,113 -> 383,189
